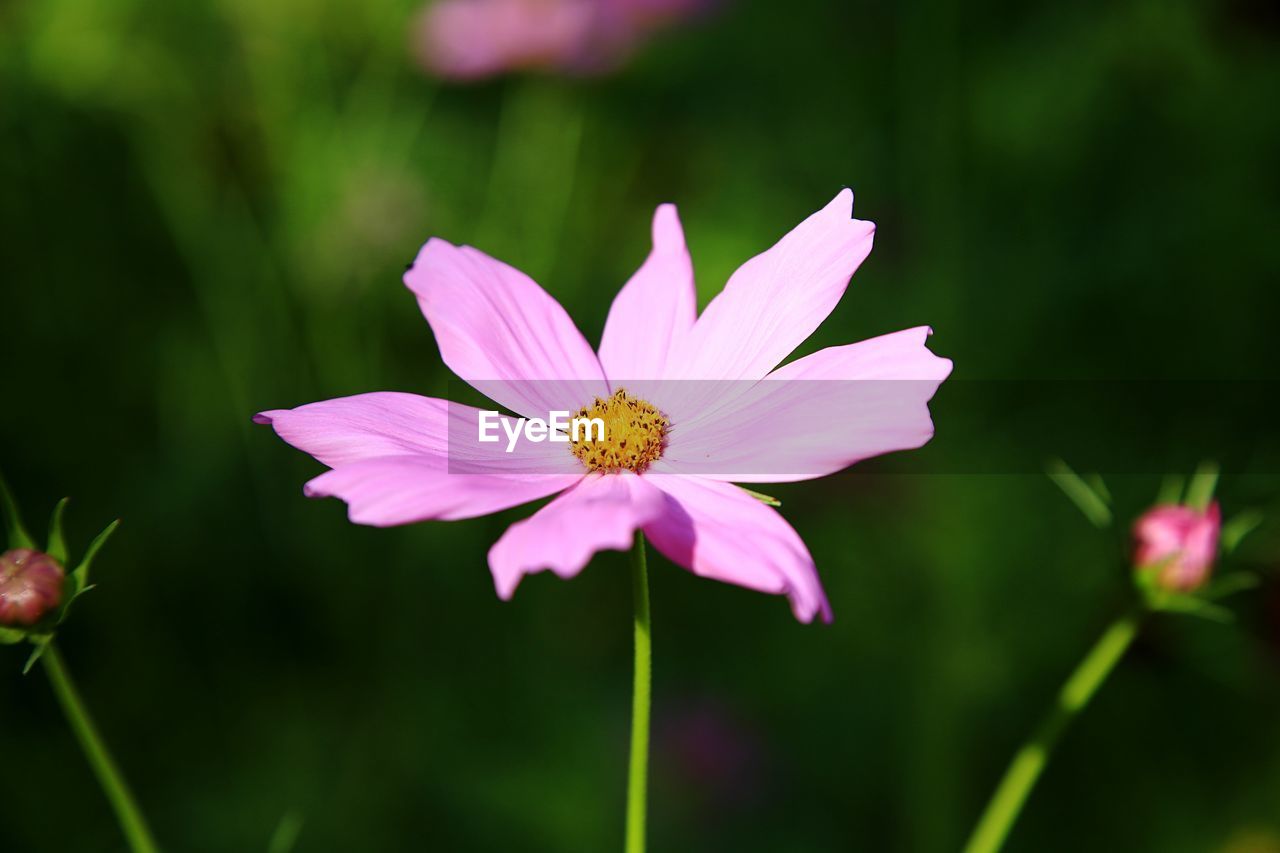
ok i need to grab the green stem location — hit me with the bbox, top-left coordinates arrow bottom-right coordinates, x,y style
625,532 -> 651,853
962,608 -> 1142,853
41,642 -> 160,853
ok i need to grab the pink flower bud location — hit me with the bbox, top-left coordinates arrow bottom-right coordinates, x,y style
1132,502 -> 1221,592
0,549 -> 65,627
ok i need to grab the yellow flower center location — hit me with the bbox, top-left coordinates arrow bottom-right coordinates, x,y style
569,389 -> 668,473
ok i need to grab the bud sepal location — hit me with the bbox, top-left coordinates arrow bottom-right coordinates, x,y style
1048,460 -> 1264,624
1128,462 -> 1262,622
0,472 -> 119,671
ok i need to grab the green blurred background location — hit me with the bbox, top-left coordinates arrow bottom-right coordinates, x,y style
3,0 -> 1280,850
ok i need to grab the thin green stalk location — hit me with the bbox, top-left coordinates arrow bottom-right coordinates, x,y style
42,642 -> 160,853
962,609 -> 1142,853
625,532 -> 651,853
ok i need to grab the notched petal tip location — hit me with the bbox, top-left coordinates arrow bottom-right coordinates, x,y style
822,189 -> 875,251
829,187 -> 875,240
402,236 -> 458,288
934,356 -> 955,381
830,186 -> 854,212
909,326 -> 955,382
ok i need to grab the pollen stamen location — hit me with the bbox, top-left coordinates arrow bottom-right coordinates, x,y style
569,389 -> 668,473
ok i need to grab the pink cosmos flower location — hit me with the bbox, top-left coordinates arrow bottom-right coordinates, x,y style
1132,502 -> 1221,592
413,0 -> 711,80
255,190 -> 952,622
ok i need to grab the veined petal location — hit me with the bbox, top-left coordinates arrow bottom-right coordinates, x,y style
669,189 -> 874,381
254,393 -> 450,467
488,471 -> 666,599
405,238 -> 608,418
768,326 -> 953,383
254,392 -> 581,474
660,327 -> 952,483
305,456 -> 580,526
257,392 -> 583,525
598,204 -> 696,381
640,475 -> 831,623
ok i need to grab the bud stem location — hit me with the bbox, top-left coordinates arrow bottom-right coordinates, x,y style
41,642 -> 161,853
624,532 -> 651,853
962,608 -> 1142,853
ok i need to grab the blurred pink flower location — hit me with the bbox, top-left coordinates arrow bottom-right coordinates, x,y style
256,191 -> 951,622
413,0 -> 712,80
1133,502 -> 1221,591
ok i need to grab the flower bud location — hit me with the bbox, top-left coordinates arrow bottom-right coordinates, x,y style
0,549 -> 65,627
1132,502 -> 1221,592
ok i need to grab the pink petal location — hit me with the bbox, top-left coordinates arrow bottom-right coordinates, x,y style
488,471 -> 667,599
254,392 -> 580,474
254,393 -> 450,468
405,238 -> 608,418
1133,502 -> 1221,590
659,327 -> 952,483
597,204 -> 696,381
305,455 -> 580,526
1133,505 -> 1198,563
640,475 -> 831,623
257,392 -> 583,525
669,189 -> 874,381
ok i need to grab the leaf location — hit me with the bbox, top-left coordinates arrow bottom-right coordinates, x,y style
1046,458 -> 1112,528
1185,461 -> 1219,511
72,519 -> 120,584
738,487 -> 781,507
1150,593 -> 1233,623
58,579 -> 98,625
1133,561 -> 1170,599
267,812 -> 304,853
47,498 -> 71,564
0,470 -> 35,550
1086,474 -> 1112,503
22,637 -> 51,674
57,576 -> 98,625
1156,474 -> 1186,506
0,626 -> 27,645
1221,511 -> 1263,554
59,520 -> 118,624
1201,572 -> 1260,601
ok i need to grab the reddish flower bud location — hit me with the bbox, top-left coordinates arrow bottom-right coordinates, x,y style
1133,502 -> 1221,592
0,549 -> 65,627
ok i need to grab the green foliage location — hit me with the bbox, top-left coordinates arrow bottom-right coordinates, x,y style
1046,459 -> 1112,528
1221,511 -> 1263,554
46,497 -> 71,564
0,470 -> 36,550
1185,461 -> 1220,511
1155,474 -> 1186,506
266,811 -> 304,853
22,637 -> 51,675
